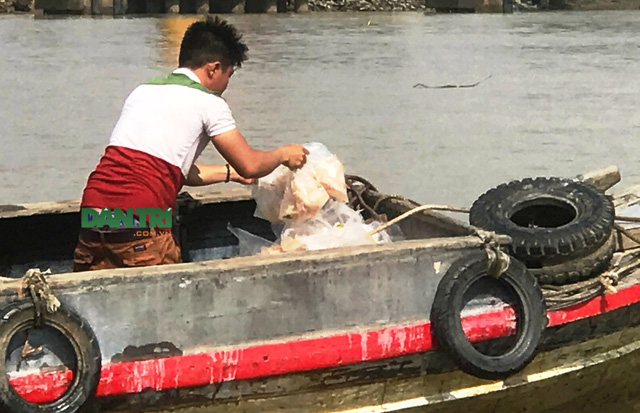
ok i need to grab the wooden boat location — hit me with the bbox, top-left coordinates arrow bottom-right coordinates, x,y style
0,167 -> 639,413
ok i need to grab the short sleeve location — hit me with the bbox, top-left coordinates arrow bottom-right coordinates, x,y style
203,96 -> 237,137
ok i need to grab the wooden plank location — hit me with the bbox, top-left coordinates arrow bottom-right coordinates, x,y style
614,183 -> 640,209
0,187 -> 252,219
576,165 -> 621,192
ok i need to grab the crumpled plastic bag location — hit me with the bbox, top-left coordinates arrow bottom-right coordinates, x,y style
228,201 -> 393,256
251,168 -> 288,224
281,171 -> 329,222
305,142 -> 348,203
226,224 -> 273,256
278,200 -> 391,252
252,142 -> 348,223
233,143 -> 397,255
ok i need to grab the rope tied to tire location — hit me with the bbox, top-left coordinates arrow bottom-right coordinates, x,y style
599,271 -> 619,294
17,268 -> 60,327
431,251 -> 546,379
0,297 -> 102,413
344,175 -> 511,276
345,175 -> 472,236
541,248 -> 640,309
596,247 -> 640,294
473,229 -> 511,278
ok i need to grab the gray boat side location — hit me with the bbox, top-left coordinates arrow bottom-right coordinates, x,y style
0,235 -> 497,361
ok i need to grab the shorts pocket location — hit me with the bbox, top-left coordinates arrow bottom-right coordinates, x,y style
73,241 -> 97,272
120,239 -> 165,267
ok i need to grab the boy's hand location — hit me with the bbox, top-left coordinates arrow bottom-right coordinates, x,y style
279,145 -> 309,170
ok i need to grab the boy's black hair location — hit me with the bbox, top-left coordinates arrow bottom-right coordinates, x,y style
179,16 -> 248,69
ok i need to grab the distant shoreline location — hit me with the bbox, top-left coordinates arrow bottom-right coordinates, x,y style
1,0 -> 639,14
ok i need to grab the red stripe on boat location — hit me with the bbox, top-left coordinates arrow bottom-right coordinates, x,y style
547,282 -> 640,327
10,282 -> 640,402
8,370 -> 72,403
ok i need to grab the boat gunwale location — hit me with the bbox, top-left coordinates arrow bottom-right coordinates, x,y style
0,187 -> 254,219
0,234 -> 510,293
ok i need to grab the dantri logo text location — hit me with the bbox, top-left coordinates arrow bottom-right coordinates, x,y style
81,208 -> 172,228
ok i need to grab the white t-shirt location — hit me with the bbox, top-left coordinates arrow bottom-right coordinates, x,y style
81,68 -> 236,210
110,68 -> 236,177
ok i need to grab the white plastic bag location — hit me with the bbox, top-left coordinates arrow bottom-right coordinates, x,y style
280,170 -> 329,221
251,165 -> 290,223
304,142 -> 348,203
245,143 -> 393,255
278,200 -> 391,252
227,224 -> 273,256
229,202 -> 392,256
252,143 -> 348,223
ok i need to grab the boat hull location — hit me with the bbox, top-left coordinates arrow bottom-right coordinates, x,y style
1,180 -> 640,413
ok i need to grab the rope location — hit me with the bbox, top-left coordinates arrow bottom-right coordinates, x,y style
544,216 -> 640,309
369,204 -> 471,235
343,175 -> 470,236
542,248 -> 640,310
473,229 -> 511,278
345,177 -> 381,220
345,174 -> 640,309
344,175 -> 504,277
373,194 -> 420,211
364,201 -> 508,277
543,276 -> 614,310
345,174 -> 379,193
18,268 -> 60,326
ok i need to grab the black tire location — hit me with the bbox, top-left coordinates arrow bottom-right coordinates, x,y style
469,177 -> 615,262
431,252 -> 547,380
0,300 -> 101,413
532,231 -> 617,285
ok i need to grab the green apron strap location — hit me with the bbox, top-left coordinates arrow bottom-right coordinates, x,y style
145,73 -> 219,96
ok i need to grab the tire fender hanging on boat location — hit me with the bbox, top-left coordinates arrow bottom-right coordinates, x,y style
431,251 -> 547,380
469,177 -> 616,285
0,300 -> 101,413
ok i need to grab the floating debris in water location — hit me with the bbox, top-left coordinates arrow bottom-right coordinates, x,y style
413,74 -> 492,89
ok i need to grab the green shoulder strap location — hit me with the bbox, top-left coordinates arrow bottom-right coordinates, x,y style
145,73 -> 219,96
